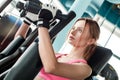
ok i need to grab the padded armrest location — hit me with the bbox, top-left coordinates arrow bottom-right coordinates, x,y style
88,46 -> 113,76
0,35 -> 25,59
4,42 -> 42,80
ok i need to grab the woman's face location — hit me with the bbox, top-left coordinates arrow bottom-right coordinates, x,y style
68,20 -> 92,47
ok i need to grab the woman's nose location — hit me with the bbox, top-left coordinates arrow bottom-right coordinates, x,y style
71,29 -> 76,35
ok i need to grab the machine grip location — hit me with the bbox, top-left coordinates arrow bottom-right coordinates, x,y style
50,11 -> 76,39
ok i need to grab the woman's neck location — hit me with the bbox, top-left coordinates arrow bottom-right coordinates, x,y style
68,46 -> 86,59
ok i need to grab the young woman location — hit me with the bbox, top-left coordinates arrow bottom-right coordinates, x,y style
14,3 -> 100,80
34,18 -> 100,80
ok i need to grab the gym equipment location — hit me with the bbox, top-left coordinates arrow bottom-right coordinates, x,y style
0,11 -> 75,74
85,46 -> 113,80
16,0 -> 42,17
0,35 -> 25,59
0,1 -> 76,79
3,42 -> 41,80
0,14 -> 22,52
0,0 -> 22,52
0,2 -> 76,78
0,0 -> 12,13
100,63 -> 118,80
0,29 -> 38,74
0,69 -> 10,80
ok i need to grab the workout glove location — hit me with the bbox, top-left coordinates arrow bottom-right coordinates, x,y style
37,4 -> 58,29
24,11 -> 39,25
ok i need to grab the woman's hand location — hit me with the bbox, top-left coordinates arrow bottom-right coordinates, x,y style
37,4 -> 58,29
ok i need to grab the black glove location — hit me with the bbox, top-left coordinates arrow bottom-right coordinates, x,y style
37,4 -> 58,29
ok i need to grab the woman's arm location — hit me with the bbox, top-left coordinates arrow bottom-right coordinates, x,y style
38,27 -> 57,72
14,22 -> 30,39
38,27 -> 92,80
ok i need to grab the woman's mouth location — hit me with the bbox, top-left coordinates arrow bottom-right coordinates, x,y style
69,35 -> 74,40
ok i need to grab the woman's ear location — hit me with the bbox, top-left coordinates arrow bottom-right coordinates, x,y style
87,38 -> 96,45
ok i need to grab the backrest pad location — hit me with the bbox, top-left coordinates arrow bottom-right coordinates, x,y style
88,46 -> 113,76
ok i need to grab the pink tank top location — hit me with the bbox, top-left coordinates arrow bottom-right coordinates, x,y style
38,54 -> 87,80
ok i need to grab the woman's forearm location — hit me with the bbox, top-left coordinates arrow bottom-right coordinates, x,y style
14,22 -> 29,39
38,27 -> 57,72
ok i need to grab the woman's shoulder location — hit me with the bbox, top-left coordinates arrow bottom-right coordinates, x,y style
69,59 -> 87,64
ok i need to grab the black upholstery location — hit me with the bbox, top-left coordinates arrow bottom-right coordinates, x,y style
0,35 -> 25,59
3,42 -> 42,80
100,63 -> 118,80
0,69 -> 10,80
0,35 -> 24,74
0,29 -> 38,74
85,46 -> 113,80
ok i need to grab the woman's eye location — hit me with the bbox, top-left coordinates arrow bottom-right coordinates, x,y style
72,27 -> 75,30
71,27 -> 83,33
71,28 -> 75,31
78,29 -> 82,32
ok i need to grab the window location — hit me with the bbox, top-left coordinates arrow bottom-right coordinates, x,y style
94,13 -> 120,79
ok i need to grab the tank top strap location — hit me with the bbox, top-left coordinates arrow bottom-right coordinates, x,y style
68,59 -> 87,64
56,53 -> 67,58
